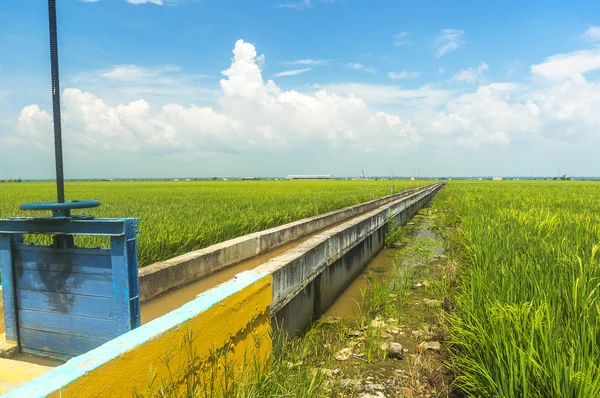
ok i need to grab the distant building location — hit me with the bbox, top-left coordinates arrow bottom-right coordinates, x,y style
285,175 -> 334,180
493,176 -> 503,181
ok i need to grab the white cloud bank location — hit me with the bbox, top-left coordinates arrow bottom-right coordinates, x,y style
14,40 -> 420,156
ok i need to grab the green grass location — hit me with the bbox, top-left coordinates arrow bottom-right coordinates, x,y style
445,181 -> 600,397
0,180 -> 429,268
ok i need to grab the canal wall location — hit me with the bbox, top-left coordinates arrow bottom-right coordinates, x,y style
257,183 -> 442,334
3,272 -> 272,398
3,183 -> 442,397
138,185 -> 431,304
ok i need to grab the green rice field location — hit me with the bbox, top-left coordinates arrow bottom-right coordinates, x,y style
0,180 -> 417,268
445,181 -> 600,397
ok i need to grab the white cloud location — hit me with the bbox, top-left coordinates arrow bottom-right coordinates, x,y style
319,83 -> 453,107
394,32 -> 411,47
582,26 -> 600,42
275,68 -> 312,77
531,49 -> 600,80
280,59 -> 328,65
453,62 -> 488,83
126,0 -> 163,4
346,63 -> 376,74
15,40 -> 419,157
100,65 -> 180,81
424,83 -> 538,146
433,29 -> 464,57
438,68 -> 444,74
277,0 -> 336,9
388,70 -> 421,80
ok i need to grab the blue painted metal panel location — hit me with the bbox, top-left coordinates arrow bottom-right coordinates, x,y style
16,245 -> 111,275
126,219 -> 141,330
16,268 -> 113,297
20,328 -> 106,358
0,217 -> 140,360
0,218 -> 136,236
17,290 -> 114,319
19,310 -> 117,340
0,235 -> 18,341
110,235 -> 130,336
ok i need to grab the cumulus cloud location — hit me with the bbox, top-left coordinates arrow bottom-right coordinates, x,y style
434,29 -> 464,57
16,40 -> 419,156
531,49 -> 600,80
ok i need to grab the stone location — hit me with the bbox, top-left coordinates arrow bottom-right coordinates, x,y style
364,383 -> 385,392
336,347 -> 353,361
387,326 -> 400,335
423,298 -> 441,307
424,341 -> 441,351
371,317 -> 386,328
380,342 -> 389,352
349,330 -> 363,337
387,342 -> 404,359
360,393 -> 386,398
416,341 -> 441,353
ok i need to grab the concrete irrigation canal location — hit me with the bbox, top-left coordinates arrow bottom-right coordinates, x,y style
0,183 -> 443,397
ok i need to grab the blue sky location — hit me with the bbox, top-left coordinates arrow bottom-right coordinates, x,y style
1,0 -> 600,178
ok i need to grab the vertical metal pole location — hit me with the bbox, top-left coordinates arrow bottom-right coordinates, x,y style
48,0 -> 65,203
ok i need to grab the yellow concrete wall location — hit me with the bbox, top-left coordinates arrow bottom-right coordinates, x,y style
47,275 -> 272,398
0,293 -> 4,334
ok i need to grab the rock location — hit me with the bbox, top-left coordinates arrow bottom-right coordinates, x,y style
364,383 -> 385,392
380,342 -> 389,352
380,332 -> 393,339
424,341 -> 441,351
386,318 -> 398,324
416,341 -> 441,353
340,378 -> 362,389
413,282 -> 423,288
349,330 -> 363,337
387,342 -> 404,359
371,317 -> 386,328
354,352 -> 365,358
423,298 -> 441,307
336,347 -> 353,361
387,326 -> 400,335
360,393 -> 386,398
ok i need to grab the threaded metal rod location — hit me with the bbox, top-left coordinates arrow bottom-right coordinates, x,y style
48,0 -> 65,203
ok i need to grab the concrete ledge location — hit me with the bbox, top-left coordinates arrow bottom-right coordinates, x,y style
255,183 -> 443,333
3,271 -> 272,398
138,186 -> 430,303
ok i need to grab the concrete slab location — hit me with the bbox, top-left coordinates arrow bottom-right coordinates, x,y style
0,356 -> 57,394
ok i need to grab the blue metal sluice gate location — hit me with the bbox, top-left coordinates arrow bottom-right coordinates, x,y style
0,202 -> 141,361
0,0 -> 142,361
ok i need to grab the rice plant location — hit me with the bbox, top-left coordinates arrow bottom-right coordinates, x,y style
445,181 -> 600,397
0,180 -> 412,268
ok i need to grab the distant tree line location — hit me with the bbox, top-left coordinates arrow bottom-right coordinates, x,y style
0,179 -> 23,183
